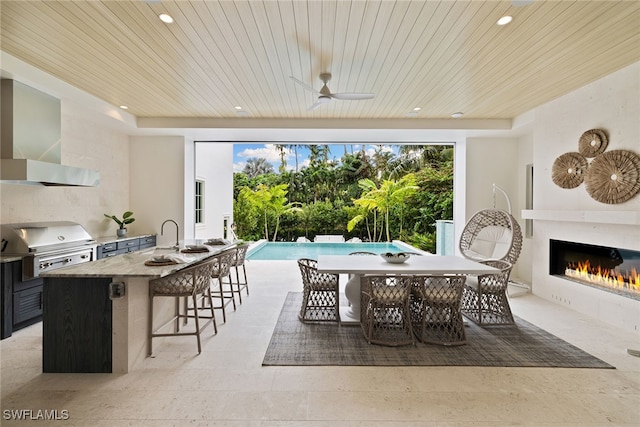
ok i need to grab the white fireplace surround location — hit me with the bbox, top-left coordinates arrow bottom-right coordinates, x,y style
522,210 -> 640,225
527,63 -> 639,336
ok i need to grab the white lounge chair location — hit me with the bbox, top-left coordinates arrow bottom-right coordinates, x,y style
314,235 -> 345,242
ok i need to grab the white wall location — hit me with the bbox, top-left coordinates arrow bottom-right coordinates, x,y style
463,137 -> 524,281
183,139 -> 196,241
516,131 -> 534,285
129,136 -> 186,247
0,96 -> 130,238
529,62 -> 640,334
194,142 -> 234,240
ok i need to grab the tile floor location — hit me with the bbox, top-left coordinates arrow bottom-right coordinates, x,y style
1,260 -> 639,426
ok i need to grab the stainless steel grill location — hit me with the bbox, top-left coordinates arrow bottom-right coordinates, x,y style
1,221 -> 96,277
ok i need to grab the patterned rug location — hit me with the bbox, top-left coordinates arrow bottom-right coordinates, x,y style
262,292 -> 614,368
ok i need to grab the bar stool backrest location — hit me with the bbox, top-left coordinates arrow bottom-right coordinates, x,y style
232,243 -> 249,267
212,249 -> 235,279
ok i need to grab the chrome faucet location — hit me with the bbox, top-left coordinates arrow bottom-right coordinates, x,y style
161,219 -> 179,250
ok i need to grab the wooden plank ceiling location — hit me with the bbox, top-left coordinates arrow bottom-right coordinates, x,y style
1,0 -> 639,120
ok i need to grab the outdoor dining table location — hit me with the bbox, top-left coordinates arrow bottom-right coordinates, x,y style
316,254 -> 500,323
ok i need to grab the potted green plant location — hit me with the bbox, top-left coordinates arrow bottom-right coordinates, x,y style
104,211 -> 135,238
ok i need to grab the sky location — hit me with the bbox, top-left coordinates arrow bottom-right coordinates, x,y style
232,143 -> 397,173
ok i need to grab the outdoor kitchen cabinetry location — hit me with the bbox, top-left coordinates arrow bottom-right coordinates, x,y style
96,235 -> 156,259
41,241 -> 235,373
1,260 -> 15,339
1,259 -> 43,339
1,222 -> 98,341
43,276 -> 112,373
12,268 -> 43,327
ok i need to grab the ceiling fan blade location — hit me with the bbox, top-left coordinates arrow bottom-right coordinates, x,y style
307,101 -> 324,111
307,96 -> 332,111
290,76 -> 319,94
330,92 -> 375,100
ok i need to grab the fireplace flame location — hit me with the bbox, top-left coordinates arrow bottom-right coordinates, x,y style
565,261 -> 639,292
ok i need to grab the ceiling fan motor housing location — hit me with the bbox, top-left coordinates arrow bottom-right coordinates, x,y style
319,72 -> 332,83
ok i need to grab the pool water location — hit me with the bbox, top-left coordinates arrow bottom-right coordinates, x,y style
247,241 -> 415,260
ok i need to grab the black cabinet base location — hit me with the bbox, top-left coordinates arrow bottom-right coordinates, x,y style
1,262 -> 13,339
43,277 -> 112,373
2,259 -> 45,340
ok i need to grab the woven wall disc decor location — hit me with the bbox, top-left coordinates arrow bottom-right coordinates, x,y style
552,152 -> 588,189
578,128 -> 608,158
584,149 -> 640,204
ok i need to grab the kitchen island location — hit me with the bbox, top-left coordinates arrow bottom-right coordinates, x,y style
41,242 -> 235,374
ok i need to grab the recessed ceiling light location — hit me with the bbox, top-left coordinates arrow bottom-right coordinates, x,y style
451,112 -> 464,118
497,15 -> 513,26
413,107 -> 421,111
159,13 -> 174,23
119,105 -> 128,110
235,106 -> 243,110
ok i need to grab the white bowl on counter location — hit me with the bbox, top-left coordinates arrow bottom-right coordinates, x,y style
380,252 -> 411,264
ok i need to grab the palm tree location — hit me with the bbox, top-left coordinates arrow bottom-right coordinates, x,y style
266,184 -> 301,241
347,179 -> 380,240
243,157 -> 274,178
274,145 -> 288,173
349,174 -> 418,242
250,183 -> 301,241
389,145 -> 454,178
288,144 -> 300,171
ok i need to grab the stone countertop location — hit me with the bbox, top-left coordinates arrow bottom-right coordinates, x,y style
0,255 -> 22,263
94,233 -> 157,245
41,241 -> 236,279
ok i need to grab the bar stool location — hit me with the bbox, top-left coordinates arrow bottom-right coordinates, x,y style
360,275 -> 414,346
148,259 -> 217,356
228,243 -> 250,303
209,248 -> 237,323
410,275 -> 466,346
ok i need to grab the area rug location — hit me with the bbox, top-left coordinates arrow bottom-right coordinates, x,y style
262,292 -> 614,368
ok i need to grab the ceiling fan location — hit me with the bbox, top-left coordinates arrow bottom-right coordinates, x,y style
290,73 -> 375,111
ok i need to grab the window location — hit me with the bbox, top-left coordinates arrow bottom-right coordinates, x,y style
195,179 -> 204,224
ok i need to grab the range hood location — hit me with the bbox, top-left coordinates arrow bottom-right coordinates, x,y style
1,79 -> 100,186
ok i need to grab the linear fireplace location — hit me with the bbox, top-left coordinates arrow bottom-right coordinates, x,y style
549,239 -> 640,300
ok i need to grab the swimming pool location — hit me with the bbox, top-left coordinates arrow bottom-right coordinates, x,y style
246,241 -> 420,260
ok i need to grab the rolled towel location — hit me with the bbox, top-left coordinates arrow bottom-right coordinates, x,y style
204,238 -> 230,246
181,245 -> 212,253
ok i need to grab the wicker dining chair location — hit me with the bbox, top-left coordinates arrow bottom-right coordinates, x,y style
360,275 -> 414,346
410,275 -> 467,346
461,259 -> 514,325
459,209 -> 523,265
148,259 -> 217,356
208,248 -> 237,323
297,258 -> 340,323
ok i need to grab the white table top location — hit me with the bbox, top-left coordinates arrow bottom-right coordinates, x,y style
317,254 -> 499,275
